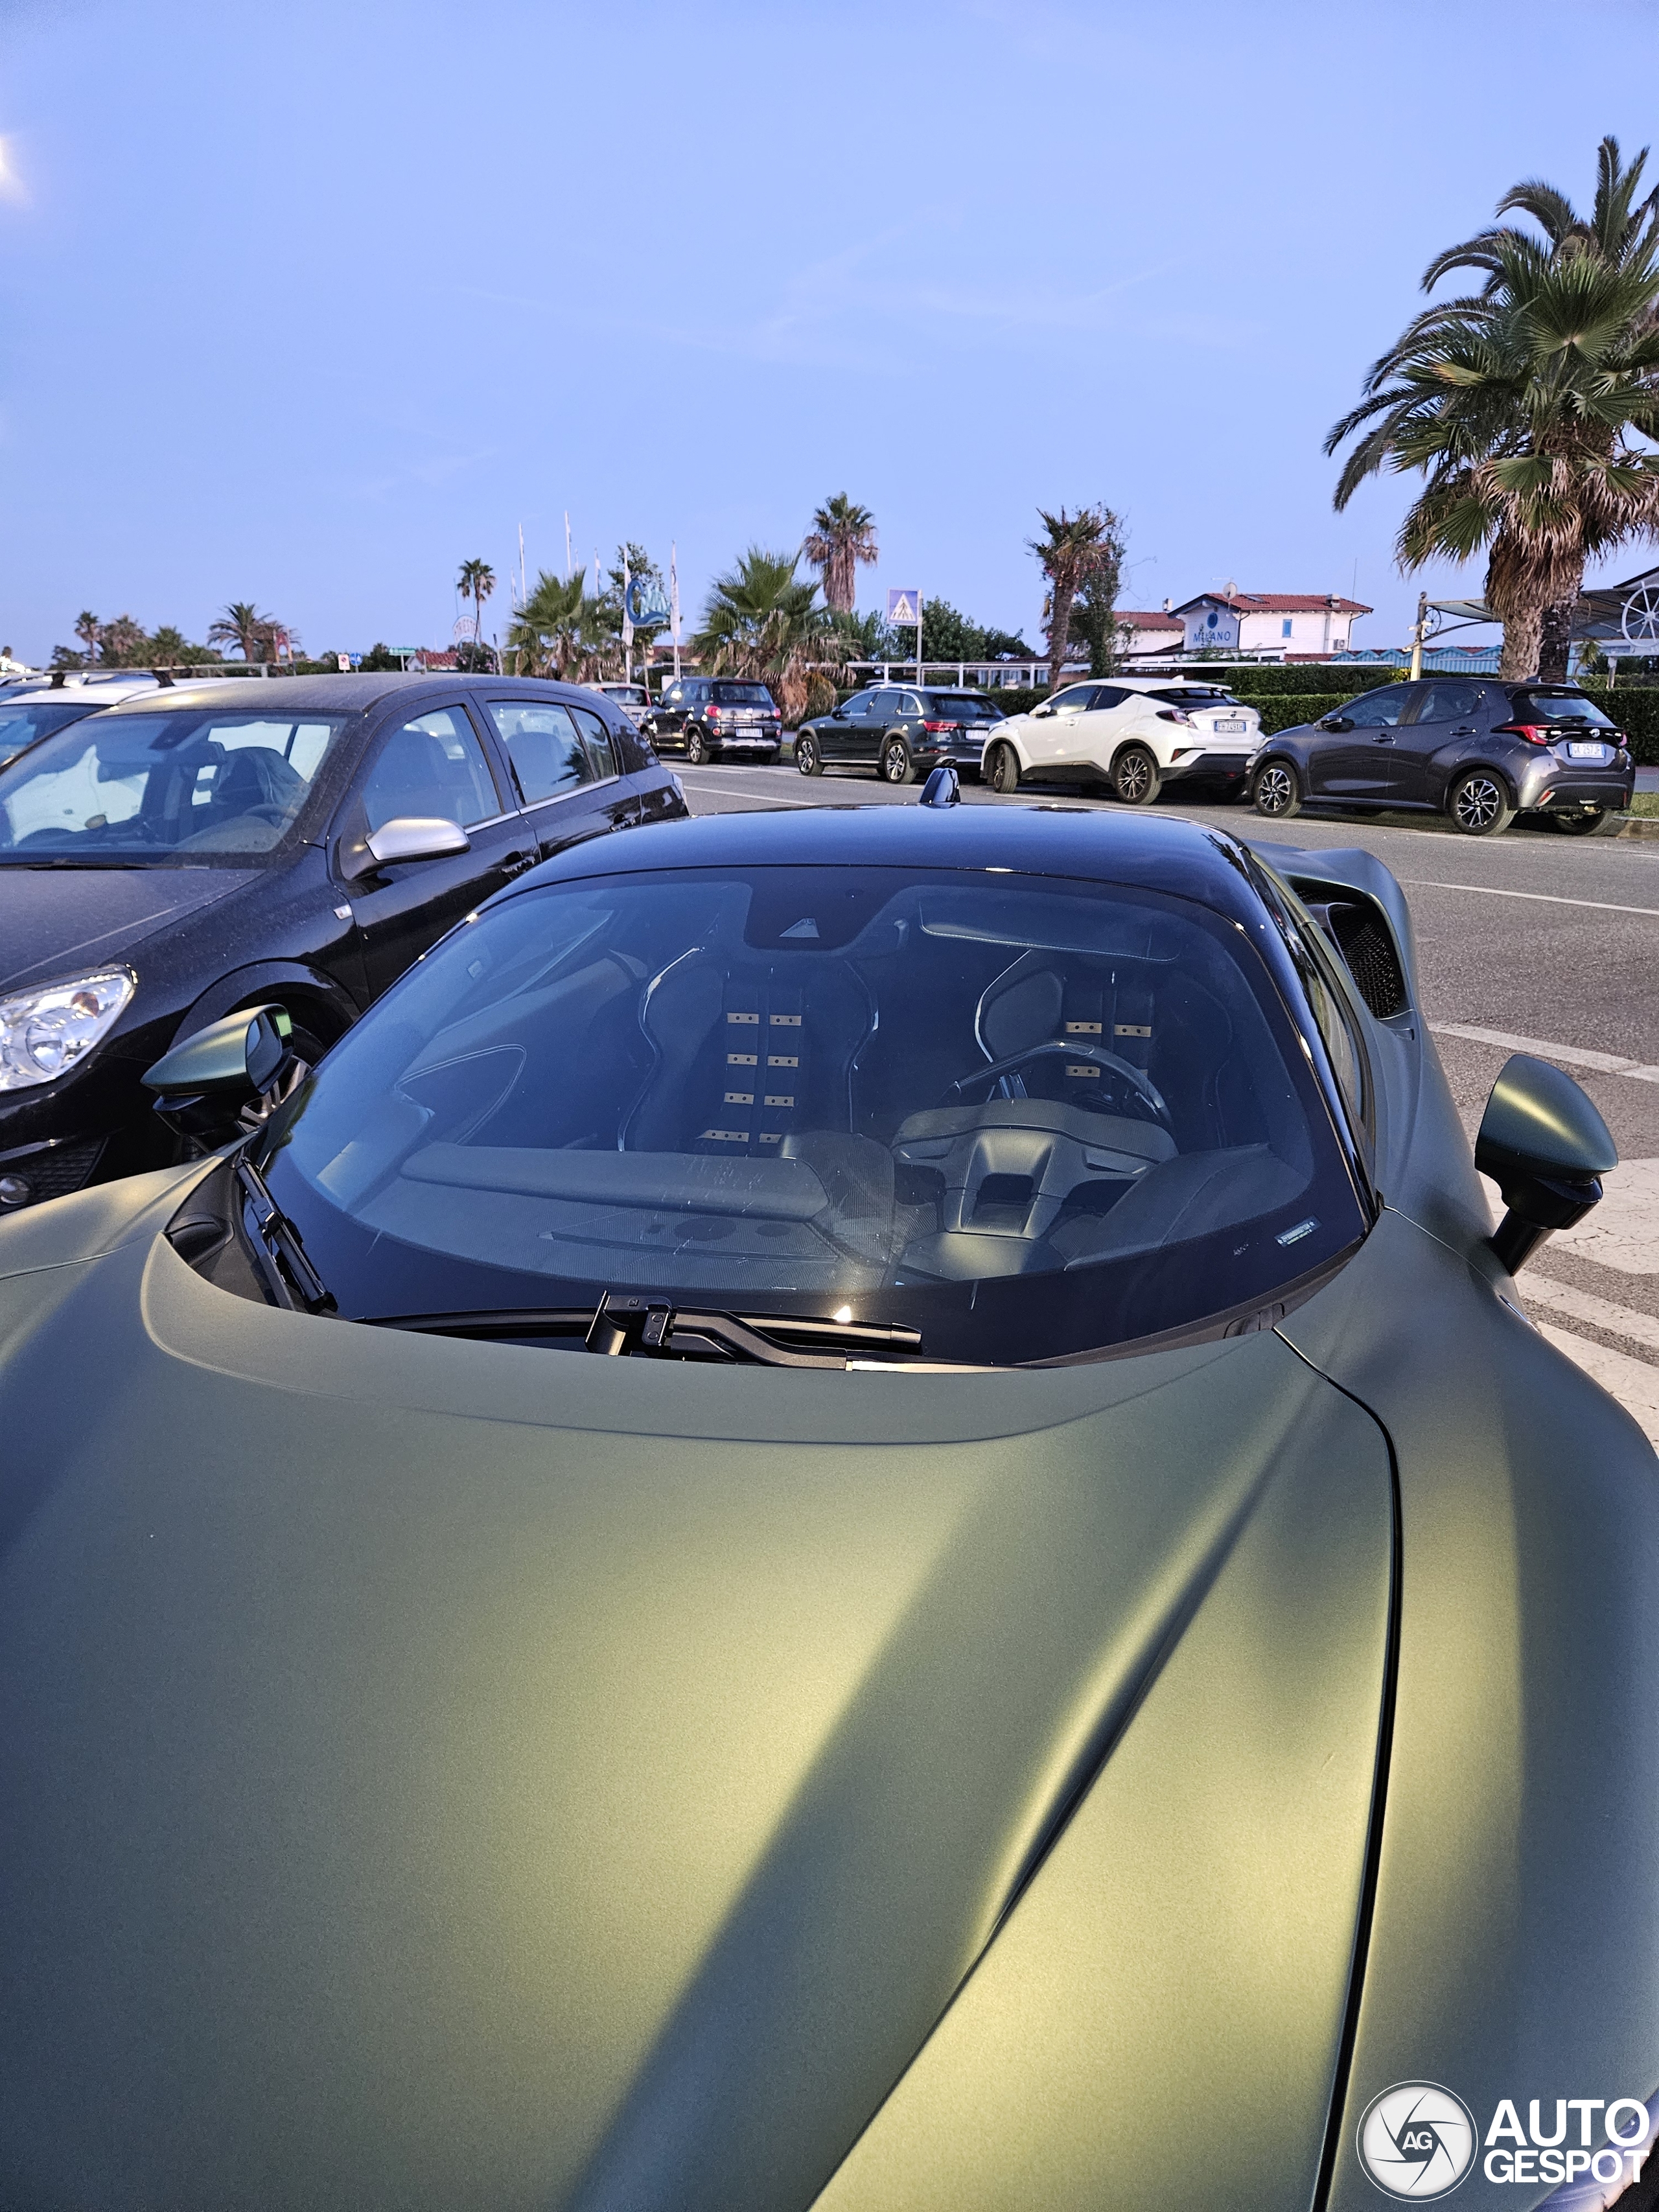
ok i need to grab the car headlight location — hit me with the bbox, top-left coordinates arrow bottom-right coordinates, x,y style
0,969 -> 136,1092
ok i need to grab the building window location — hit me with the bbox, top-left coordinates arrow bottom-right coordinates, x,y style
1282,618 -> 1293,638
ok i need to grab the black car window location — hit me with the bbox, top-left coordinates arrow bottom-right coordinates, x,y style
1509,689 -> 1617,728
1348,685 -> 1411,726
896,694 -> 924,718
662,685 -> 684,706
568,703 -> 618,780
0,707 -> 351,865
484,701 -> 593,805
1148,687 -> 1242,708
921,693 -> 1003,722
1091,688 -> 1130,711
711,684 -> 773,706
840,692 -> 873,718
1047,686 -> 1097,716
1413,683 -> 1483,722
262,862 -> 1369,1366
362,708 -> 502,833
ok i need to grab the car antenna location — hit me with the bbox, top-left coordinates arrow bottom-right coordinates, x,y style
919,763 -> 960,808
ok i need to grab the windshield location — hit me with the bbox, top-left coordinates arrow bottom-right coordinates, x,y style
921,693 -> 1004,721
259,864 -> 1366,1364
1511,689 -> 1617,728
0,698 -> 99,767
711,684 -> 774,706
0,708 -> 352,865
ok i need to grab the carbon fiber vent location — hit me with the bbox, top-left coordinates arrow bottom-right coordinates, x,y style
1325,901 -> 1408,1019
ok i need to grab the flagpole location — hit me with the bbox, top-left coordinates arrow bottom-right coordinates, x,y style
916,591 -> 924,691
671,541 -> 681,681
564,511 -> 572,581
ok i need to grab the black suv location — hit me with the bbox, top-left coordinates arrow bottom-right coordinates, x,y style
1249,678 -> 1634,835
643,677 -> 783,763
793,686 -> 1006,783
0,673 -> 686,1213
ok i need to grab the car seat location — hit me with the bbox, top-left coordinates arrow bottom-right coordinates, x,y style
209,746 -> 305,827
975,949 -> 1158,1107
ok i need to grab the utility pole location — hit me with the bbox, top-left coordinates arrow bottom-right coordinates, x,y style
1408,590 -> 1428,682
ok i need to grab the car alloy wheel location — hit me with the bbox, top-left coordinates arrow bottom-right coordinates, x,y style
881,738 -> 915,785
1111,744 -> 1160,806
684,728 -> 708,766
795,733 -> 823,777
1448,768 -> 1514,835
1251,760 -> 1301,819
988,742 -> 1019,795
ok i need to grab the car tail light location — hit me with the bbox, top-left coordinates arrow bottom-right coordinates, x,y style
922,719 -> 960,733
1493,722 -> 1551,745
1157,708 -> 1194,725
707,706 -> 724,719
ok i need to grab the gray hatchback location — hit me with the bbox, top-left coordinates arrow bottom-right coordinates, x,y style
1250,677 -> 1634,835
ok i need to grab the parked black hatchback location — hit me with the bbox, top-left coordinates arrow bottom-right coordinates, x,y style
793,686 -> 1006,784
0,673 -> 686,1212
642,677 -> 783,764
1250,677 -> 1634,835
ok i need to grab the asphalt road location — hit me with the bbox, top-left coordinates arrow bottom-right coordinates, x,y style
674,758 -> 1659,1441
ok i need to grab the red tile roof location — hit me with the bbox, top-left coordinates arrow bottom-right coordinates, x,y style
1173,592 -> 1371,616
1115,609 -> 1183,627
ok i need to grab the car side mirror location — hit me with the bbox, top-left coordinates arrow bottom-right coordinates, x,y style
1320,716 -> 1353,733
1475,1053 -> 1617,1274
830,708 -> 846,720
339,815 -> 470,882
143,1003 -> 294,1145
1032,704 -> 1054,718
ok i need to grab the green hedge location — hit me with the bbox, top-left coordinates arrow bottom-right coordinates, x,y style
1578,683 -> 1659,762
1178,664 -> 1399,697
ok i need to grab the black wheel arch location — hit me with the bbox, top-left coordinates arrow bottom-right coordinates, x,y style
172,962 -> 362,1051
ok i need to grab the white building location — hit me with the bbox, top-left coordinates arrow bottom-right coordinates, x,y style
1172,592 -> 1370,659
1113,607 -> 1185,658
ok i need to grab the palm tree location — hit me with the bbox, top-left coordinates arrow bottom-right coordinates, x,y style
73,611 -> 100,664
508,570 -> 598,679
802,495 -> 878,616
1028,507 -> 1111,690
457,557 -> 495,648
208,601 -> 279,663
1327,137 -> 1659,679
694,548 -> 837,721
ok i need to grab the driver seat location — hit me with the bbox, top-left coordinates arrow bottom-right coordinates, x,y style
975,951 -> 1157,1106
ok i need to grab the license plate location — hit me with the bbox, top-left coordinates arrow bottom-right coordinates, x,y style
1213,717 -> 1246,734
1568,741 -> 1608,758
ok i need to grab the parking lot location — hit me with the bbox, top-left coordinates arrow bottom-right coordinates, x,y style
679,759 -> 1659,1440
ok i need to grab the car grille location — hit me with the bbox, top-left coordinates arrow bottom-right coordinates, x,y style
0,1137 -> 106,1210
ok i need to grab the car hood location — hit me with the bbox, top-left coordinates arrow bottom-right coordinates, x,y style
0,864 -> 254,994
0,1183 -> 1393,2211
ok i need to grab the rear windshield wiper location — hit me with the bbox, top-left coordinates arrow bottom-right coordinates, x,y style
236,1156 -> 334,1314
369,1292 -> 923,1369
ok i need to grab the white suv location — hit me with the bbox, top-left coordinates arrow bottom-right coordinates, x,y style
982,678 -> 1261,803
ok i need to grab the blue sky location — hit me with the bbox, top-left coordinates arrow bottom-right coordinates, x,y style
1,0 -> 1656,664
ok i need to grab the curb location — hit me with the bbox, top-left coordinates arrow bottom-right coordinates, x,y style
1612,814 -> 1659,839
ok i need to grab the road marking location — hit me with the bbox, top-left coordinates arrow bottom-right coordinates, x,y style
1400,878 -> 1659,919
1549,1159 -> 1659,1274
676,773 -> 820,808
1535,1321 -> 1659,1447
1430,1021 -> 1659,1082
1524,1274 -> 1659,1353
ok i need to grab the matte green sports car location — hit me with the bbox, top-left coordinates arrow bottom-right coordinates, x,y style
1,797 -> 1655,2211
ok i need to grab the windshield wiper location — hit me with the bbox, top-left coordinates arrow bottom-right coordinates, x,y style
235,1156 -> 334,1314
369,1292 -> 923,1369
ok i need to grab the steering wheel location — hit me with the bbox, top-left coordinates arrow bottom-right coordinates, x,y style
941,1040 -> 1171,1126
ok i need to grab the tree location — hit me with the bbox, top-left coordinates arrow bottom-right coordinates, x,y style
208,601 -> 285,663
802,495 -> 878,615
1028,506 -> 1113,689
97,614 -> 148,667
457,558 -> 495,650
1069,509 -> 1126,675
1327,136 -> 1659,680
693,548 -> 836,722
509,569 -> 599,679
73,611 -> 100,663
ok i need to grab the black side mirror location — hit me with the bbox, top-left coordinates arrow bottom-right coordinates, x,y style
143,1003 -> 294,1146
1319,715 -> 1354,733
1475,1053 -> 1617,1274
830,707 -> 846,720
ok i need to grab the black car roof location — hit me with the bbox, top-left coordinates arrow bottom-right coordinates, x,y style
86,673 -> 617,719
505,800 -> 1273,928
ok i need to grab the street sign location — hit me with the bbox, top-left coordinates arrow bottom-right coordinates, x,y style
887,589 -> 921,625
626,577 -> 671,627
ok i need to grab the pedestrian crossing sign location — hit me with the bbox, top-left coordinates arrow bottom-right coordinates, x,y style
887,589 -> 921,625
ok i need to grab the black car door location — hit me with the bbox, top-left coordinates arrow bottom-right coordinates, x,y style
481,694 -> 634,860
826,690 -> 875,764
1307,682 -> 1412,801
649,680 -> 690,750
861,690 -> 902,764
1384,681 -> 1485,805
339,701 -> 537,998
